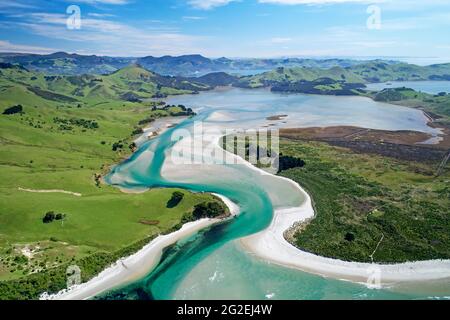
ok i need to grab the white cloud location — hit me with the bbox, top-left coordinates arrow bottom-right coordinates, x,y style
0,0 -> 37,10
11,13 -> 207,56
188,0 -> 238,10
70,0 -> 129,4
87,13 -> 116,17
0,39 -> 57,54
270,37 -> 292,43
258,0 -> 379,5
183,16 -> 207,20
381,12 -> 450,31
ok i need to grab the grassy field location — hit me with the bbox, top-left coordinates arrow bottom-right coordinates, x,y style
278,139 -> 450,263
0,65 -> 226,299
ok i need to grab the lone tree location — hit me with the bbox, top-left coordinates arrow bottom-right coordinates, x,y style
43,211 -> 66,223
344,232 -> 355,242
43,211 -> 56,224
166,191 -> 184,208
2,104 -> 23,115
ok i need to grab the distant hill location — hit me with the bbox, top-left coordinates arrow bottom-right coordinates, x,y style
0,51 -> 398,77
238,66 -> 365,87
348,61 -> 450,82
234,63 -> 450,95
0,63 -> 210,105
193,72 -> 239,87
2,53 -> 450,99
0,52 -> 131,75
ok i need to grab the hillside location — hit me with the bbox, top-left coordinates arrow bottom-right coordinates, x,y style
236,66 -> 366,95
0,62 -> 225,300
0,52 -> 131,75
349,62 -> 450,82
0,63 -> 209,104
370,87 -> 450,120
232,63 -> 450,96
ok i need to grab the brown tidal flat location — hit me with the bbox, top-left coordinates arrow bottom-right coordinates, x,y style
279,126 -> 450,162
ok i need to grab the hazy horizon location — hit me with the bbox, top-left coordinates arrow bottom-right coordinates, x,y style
1,50 -> 448,67
0,0 -> 449,63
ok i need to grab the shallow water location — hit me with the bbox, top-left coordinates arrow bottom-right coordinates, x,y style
99,89 -> 449,300
365,81 -> 450,95
166,88 -> 440,135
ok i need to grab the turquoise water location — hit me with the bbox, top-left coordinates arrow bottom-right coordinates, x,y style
165,88 -> 440,135
365,81 -> 450,94
99,89 -> 449,300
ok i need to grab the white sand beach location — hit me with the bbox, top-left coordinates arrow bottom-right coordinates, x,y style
159,116 -> 450,286
235,150 -> 450,286
43,110 -> 450,300
240,184 -> 450,286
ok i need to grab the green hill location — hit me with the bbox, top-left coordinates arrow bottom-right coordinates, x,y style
238,66 -> 365,89
235,66 -> 366,95
372,87 -> 450,119
0,63 -> 210,105
0,62 -> 227,300
349,62 -> 450,82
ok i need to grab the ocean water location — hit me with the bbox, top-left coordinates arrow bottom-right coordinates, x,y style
365,81 -> 450,95
99,89 -> 449,300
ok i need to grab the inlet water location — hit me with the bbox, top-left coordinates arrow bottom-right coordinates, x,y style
100,89 -> 449,300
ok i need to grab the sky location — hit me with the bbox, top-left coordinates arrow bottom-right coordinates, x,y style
0,0 -> 449,62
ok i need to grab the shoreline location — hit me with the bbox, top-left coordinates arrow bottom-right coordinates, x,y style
41,101 -> 449,299
40,194 -> 239,300
233,145 -> 450,286
167,129 -> 450,287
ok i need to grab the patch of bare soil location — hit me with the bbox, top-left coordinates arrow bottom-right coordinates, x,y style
280,126 -> 450,162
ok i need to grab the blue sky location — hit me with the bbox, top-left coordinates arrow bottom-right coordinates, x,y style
0,0 -> 449,62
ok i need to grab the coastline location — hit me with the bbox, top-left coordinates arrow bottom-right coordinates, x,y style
162,127 -> 450,287
234,145 -> 450,286
40,192 -> 239,300
41,99 -> 450,299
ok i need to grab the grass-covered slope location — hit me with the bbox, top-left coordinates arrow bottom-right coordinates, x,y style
0,52 -> 394,76
0,63 -> 210,104
238,66 -> 365,88
350,62 -> 450,82
368,87 -> 450,120
0,52 -> 131,75
234,62 -> 450,96
0,64 -> 226,299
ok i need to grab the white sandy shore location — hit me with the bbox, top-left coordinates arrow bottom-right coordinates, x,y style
159,122 -> 450,286
237,156 -> 450,286
40,194 -> 238,301
41,110 -> 450,299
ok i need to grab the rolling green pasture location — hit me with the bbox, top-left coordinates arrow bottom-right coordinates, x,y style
0,69 -> 223,299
